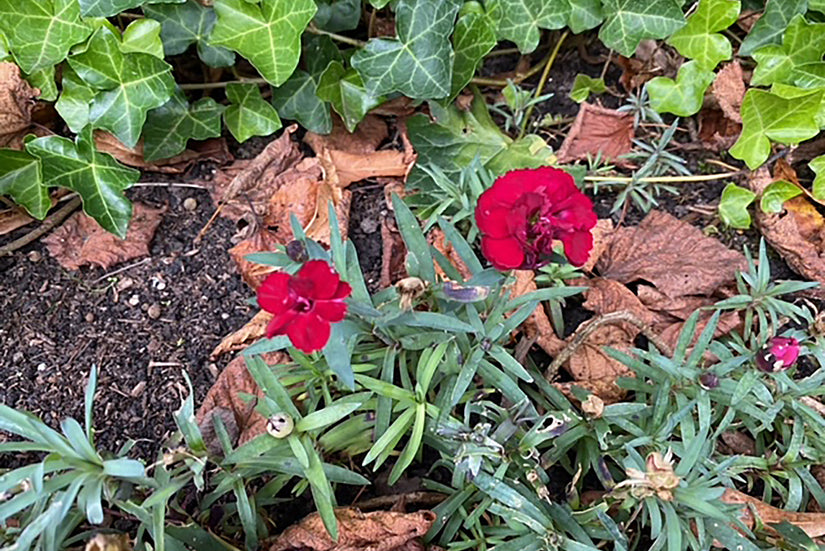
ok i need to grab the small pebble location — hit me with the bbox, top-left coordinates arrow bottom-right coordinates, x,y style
128,295 -> 140,307
220,312 -> 230,320
27,250 -> 41,262
147,303 -> 161,319
85,312 -> 95,323
36,362 -> 46,372
207,363 -> 219,379
183,197 -> 198,211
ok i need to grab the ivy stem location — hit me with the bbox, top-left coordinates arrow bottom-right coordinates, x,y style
469,50 -> 559,87
518,30 -> 569,139
179,78 -> 269,90
306,24 -> 367,48
583,171 -> 740,184
0,195 -> 81,257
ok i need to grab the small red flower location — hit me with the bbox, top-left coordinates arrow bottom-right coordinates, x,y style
756,336 -> 801,372
475,167 -> 597,270
257,260 -> 352,353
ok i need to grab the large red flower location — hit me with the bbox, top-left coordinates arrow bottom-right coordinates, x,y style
475,167 -> 597,269
256,260 -> 352,353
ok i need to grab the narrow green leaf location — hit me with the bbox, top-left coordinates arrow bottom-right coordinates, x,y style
391,193 -> 436,282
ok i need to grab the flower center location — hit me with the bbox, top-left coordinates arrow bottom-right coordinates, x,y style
295,296 -> 312,312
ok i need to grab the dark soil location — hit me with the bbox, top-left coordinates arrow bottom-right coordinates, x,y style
0,183 -> 254,463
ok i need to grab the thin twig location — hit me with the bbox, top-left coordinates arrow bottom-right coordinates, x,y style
351,491 -> 447,511
92,257 -> 152,283
179,78 -> 268,91
599,50 -> 613,80
306,23 -> 367,47
133,182 -> 208,190
470,47 -> 561,88
519,31 -> 569,138
584,171 -> 739,184
544,311 -> 673,381
0,196 -> 81,257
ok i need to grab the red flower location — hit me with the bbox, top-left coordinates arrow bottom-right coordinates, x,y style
756,337 -> 800,372
257,260 -> 352,353
475,167 -> 597,269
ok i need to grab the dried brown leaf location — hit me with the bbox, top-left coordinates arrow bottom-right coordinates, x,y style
582,218 -> 615,272
211,309 -> 273,359
719,431 -> 756,456
93,131 -> 231,173
597,210 -> 747,299
511,270 -> 566,356
711,62 -> 745,124
0,62 -> 37,148
723,488 -> 825,538
196,351 -> 290,444
380,180 -> 407,288
0,207 -> 35,236
749,167 -> 825,286
698,108 -> 741,152
229,228 -> 280,289
85,533 -> 132,551
429,227 -> 472,281
43,203 -> 165,270
557,104 -> 635,166
306,115 -> 388,155
268,508 -> 436,551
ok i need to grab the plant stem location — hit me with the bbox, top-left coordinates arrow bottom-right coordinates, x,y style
470,47 -> 562,87
0,195 -> 81,257
306,24 -> 367,48
179,78 -> 269,90
584,171 -> 739,184
518,30 -> 569,138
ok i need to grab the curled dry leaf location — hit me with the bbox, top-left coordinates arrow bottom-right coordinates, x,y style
196,351 -> 290,445
0,207 -> 36,237
429,227 -> 472,281
581,218 -> 615,272
749,166 -> 825,287
598,210 -> 747,299
718,431 -> 756,456
94,131 -> 231,173
557,104 -> 635,167
43,203 -> 165,270
85,533 -> 132,551
711,62 -> 745,124
211,309 -> 273,358
229,227 -> 280,289
0,62 -> 38,148
556,278 -> 654,403
304,115 -> 416,188
268,508 -> 437,551
511,270 -> 565,357
722,488 -> 825,539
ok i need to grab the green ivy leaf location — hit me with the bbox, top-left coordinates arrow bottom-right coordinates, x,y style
739,0 -> 806,57
143,89 -> 224,162
646,61 -> 716,116
0,0 -> 92,73
812,0 -> 825,12
407,94 -> 553,187
27,66 -> 58,102
224,83 -> 282,142
569,74 -> 607,103
317,61 -> 383,132
0,149 -> 48,219
0,32 -> 10,61
55,67 -> 95,133
451,10 -> 496,98
210,0 -> 316,86
729,88 -> 823,169
78,0 -> 184,18
26,128 -> 138,237
810,155 -> 825,200
791,62 -> 825,88
121,18 -> 164,59
271,70 -> 332,134
770,82 -> 825,128
314,0 -> 361,32
303,35 -> 343,78
488,0 -> 569,54
68,27 -> 175,148
568,0 -> 604,33
718,182 -> 755,229
666,0 -> 739,71
752,15 -> 825,87
760,180 -> 802,213
351,0 -> 461,99
143,0 -> 235,68
599,0 -> 685,57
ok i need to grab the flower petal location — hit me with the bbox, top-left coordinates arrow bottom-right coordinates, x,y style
332,281 -> 352,300
314,299 -> 348,322
560,230 -> 593,267
266,309 -> 298,338
481,236 -> 525,270
476,205 -> 515,239
257,272 -> 294,314
296,260 -> 341,300
287,313 -> 331,353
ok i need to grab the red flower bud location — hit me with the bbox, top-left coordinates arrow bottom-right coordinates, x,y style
475,167 -> 597,270
256,260 -> 352,353
755,337 -> 800,372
